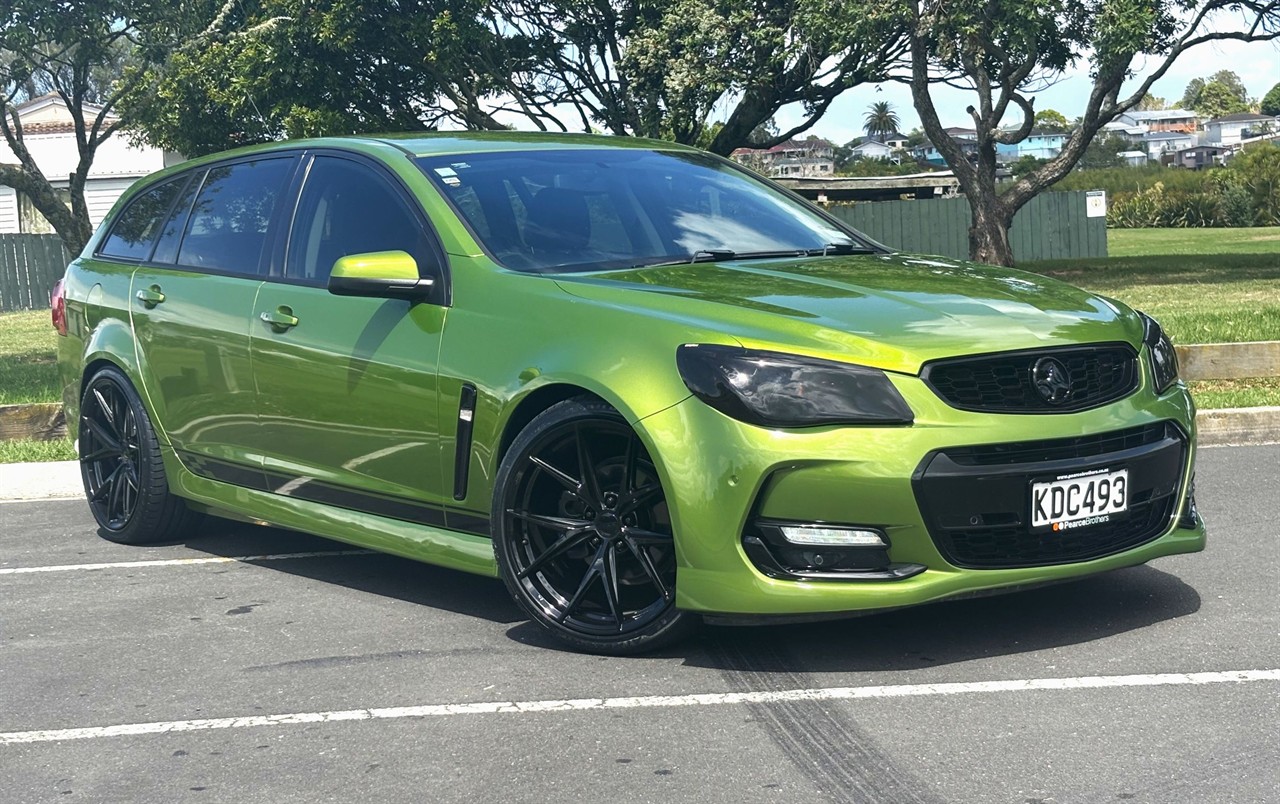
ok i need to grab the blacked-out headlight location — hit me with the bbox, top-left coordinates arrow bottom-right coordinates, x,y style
1140,312 -> 1179,394
676,344 -> 913,427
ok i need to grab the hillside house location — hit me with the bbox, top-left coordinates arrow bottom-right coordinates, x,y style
1115,109 -> 1199,133
848,139 -> 895,160
1206,113 -> 1277,145
730,138 -> 836,177
1142,130 -> 1196,155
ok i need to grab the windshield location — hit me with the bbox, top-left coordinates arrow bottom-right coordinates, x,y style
415,148 -> 873,273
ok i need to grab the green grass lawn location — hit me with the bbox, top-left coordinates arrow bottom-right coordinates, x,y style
1028,228 -> 1280,345
0,309 -> 61,405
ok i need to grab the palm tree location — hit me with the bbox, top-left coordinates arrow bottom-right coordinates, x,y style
863,101 -> 901,141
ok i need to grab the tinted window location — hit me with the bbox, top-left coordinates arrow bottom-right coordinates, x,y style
177,158 -> 293,275
416,149 -> 860,273
151,173 -> 200,264
286,156 -> 429,282
99,177 -> 187,261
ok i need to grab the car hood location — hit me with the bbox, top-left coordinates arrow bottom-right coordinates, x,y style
553,253 -> 1143,375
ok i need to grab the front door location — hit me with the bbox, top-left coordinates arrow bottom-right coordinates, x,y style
250,153 -> 451,519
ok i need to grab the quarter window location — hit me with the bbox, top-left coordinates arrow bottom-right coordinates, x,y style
286,156 -> 429,283
177,158 -> 294,275
99,178 -> 187,261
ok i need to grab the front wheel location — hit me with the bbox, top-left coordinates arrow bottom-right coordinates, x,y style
492,398 -> 695,654
79,366 -> 200,544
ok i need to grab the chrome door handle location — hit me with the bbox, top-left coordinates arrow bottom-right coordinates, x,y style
135,286 -> 165,308
260,306 -> 299,331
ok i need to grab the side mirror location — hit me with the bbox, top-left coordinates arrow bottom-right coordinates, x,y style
327,251 -> 435,300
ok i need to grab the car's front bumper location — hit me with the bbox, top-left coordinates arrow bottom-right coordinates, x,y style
641,374 -> 1203,616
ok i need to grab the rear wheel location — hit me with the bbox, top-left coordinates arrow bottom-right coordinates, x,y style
493,398 -> 694,654
79,366 -> 200,544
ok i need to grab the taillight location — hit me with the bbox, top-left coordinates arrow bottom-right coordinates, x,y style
51,279 -> 67,336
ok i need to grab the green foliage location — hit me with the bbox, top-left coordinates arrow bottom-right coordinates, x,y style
1054,166 -> 1214,195
836,158 -> 926,177
1078,133 -> 1132,170
1195,80 -> 1251,119
1033,109 -> 1069,131
863,101 -> 901,139
1181,70 -> 1250,114
1136,94 -> 1166,111
1227,142 -> 1280,225
125,0 -> 908,157
1009,155 -> 1050,176
1263,83 -> 1280,117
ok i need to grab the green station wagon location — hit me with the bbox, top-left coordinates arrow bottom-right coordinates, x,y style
54,133 -> 1204,653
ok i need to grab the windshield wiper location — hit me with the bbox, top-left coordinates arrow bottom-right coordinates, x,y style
802,242 -> 877,256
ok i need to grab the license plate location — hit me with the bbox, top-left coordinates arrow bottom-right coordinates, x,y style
1031,469 -> 1128,531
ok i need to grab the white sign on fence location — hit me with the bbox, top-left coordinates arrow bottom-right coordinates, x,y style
1086,190 -> 1107,218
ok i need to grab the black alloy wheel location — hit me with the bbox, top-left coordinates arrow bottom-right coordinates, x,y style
493,398 -> 694,654
79,366 -> 199,544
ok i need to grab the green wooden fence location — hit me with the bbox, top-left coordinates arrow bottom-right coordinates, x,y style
0,234 -> 71,313
828,190 -> 1108,262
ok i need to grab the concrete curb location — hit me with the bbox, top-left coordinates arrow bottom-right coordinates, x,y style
1,407 -> 1277,502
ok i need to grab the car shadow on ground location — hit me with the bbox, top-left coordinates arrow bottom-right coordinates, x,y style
680,565 -> 1202,673
154,517 -> 524,626
155,516 -> 1201,666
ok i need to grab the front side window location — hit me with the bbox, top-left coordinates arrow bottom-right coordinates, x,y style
416,149 -> 863,273
99,178 -> 187,261
286,156 -> 430,283
176,158 -> 294,275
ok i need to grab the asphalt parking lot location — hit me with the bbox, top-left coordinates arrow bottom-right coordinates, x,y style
2,443 -> 1278,804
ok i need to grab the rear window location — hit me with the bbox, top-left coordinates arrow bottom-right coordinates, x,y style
176,158 -> 294,275
98,177 -> 188,261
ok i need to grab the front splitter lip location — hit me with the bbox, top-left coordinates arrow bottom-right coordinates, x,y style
674,520 -> 1206,616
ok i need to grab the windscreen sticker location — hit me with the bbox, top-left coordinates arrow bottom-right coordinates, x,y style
434,166 -> 457,178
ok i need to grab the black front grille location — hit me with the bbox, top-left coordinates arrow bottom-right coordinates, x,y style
922,343 -> 1139,413
913,422 -> 1188,569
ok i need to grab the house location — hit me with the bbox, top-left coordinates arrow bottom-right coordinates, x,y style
1115,109 -> 1199,133
1205,112 -> 1278,145
0,94 -> 182,235
910,139 -> 979,166
995,129 -> 1068,162
1142,130 -> 1196,156
1174,145 -> 1228,169
881,131 -> 910,149
1118,151 -> 1148,167
848,139 -> 895,160
730,138 -> 836,177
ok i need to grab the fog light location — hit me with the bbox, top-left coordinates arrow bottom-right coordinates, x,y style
778,525 -> 887,547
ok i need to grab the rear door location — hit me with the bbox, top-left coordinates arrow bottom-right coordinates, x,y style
128,155 -> 297,475
250,152 -> 452,520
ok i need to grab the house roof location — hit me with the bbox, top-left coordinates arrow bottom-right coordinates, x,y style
1122,109 -> 1197,121
13,92 -> 109,119
1208,112 -> 1274,124
1142,131 -> 1194,140
766,138 -> 834,153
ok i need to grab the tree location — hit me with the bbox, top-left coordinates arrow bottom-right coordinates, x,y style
1182,69 -> 1250,111
1079,133 -> 1132,170
1195,80 -> 1251,118
1136,94 -> 1167,111
0,1 -> 192,253
127,0 -> 909,158
1033,109 -> 1069,131
901,1 -> 1280,267
1263,82 -> 1280,116
863,101 -> 901,139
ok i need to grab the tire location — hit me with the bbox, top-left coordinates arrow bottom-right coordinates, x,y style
78,365 -> 201,545
492,397 -> 695,654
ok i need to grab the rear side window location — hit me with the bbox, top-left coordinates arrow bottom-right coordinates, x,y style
285,156 -> 430,283
98,177 -> 187,261
150,174 -> 200,265
177,158 -> 294,275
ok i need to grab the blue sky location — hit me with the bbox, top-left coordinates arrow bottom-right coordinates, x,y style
776,38 -> 1280,144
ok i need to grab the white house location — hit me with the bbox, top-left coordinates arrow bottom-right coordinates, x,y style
1142,130 -> 1196,156
1114,109 -> 1199,133
1205,112 -> 1278,146
849,139 -> 895,160
0,94 -> 182,235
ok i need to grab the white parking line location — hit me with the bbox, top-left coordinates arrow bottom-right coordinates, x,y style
3,668 -> 1277,745
0,550 -> 375,575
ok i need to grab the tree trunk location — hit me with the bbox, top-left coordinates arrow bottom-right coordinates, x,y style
967,195 -> 1015,267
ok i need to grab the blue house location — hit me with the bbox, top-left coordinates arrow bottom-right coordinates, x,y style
996,130 -> 1068,162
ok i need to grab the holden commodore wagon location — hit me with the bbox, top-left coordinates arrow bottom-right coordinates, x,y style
54,133 -> 1204,653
